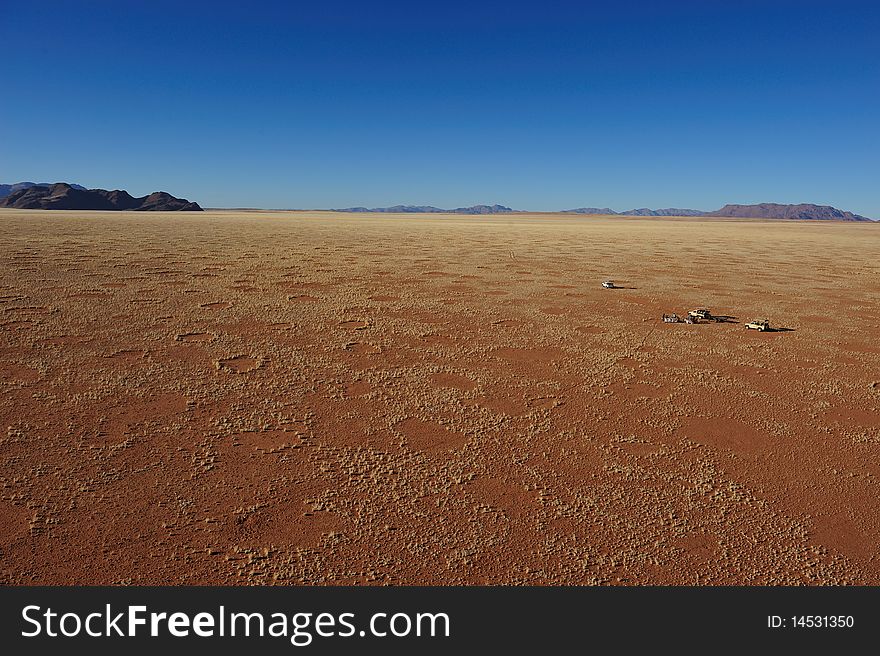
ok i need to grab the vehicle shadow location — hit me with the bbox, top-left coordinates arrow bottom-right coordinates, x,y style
712,315 -> 739,323
767,327 -> 795,332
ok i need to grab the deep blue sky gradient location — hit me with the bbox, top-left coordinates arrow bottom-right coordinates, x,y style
2,0 -> 878,215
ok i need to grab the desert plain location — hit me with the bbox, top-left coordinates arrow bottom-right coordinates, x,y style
1,209 -> 879,585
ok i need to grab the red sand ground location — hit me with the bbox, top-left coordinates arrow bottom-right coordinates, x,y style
1,209 -> 879,585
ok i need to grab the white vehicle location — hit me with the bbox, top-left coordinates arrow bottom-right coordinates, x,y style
688,308 -> 712,321
746,319 -> 771,332
602,280 -> 616,289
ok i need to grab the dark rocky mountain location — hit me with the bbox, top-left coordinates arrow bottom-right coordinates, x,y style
0,183 -> 202,211
0,181 -> 86,198
335,204 -> 513,214
137,191 -> 202,211
708,203 -> 870,221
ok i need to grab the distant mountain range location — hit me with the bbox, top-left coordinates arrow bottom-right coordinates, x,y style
335,204 -> 706,216
0,183 -> 202,211
565,207 -> 707,216
336,203 -> 872,221
1,183 -> 872,220
335,204 -> 515,215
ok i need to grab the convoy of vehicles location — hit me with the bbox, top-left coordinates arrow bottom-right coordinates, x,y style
600,281 -> 782,333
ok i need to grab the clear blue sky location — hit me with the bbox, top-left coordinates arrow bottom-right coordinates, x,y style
3,0 -> 878,215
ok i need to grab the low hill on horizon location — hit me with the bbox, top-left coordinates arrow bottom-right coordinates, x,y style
0,183 -> 202,211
